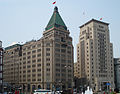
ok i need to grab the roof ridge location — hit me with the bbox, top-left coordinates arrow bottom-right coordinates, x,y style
45,6 -> 67,31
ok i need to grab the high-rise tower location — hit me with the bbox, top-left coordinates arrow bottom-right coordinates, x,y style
42,6 -> 74,90
77,19 -> 114,92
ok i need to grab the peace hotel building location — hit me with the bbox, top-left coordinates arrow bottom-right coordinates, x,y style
76,19 -> 115,91
3,7 -> 73,92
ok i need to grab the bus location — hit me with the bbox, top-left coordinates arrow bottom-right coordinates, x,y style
34,89 -> 54,94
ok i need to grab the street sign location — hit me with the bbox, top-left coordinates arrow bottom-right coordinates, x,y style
106,83 -> 110,85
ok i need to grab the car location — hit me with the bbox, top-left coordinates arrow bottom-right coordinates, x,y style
55,91 -> 63,94
8,92 -> 13,94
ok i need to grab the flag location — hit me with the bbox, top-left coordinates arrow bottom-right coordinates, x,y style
53,1 -> 56,4
100,18 -> 102,20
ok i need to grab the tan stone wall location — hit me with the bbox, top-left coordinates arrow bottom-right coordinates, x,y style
76,19 -> 115,92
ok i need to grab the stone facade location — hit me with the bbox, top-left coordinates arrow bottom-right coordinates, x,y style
3,44 -> 22,86
3,7 -> 74,92
76,19 -> 115,92
74,62 -> 78,77
0,41 -> 3,92
114,58 -> 120,91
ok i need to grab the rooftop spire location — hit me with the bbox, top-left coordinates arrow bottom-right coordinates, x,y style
54,6 -> 58,12
45,6 -> 67,31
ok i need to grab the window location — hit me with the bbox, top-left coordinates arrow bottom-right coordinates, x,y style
55,43 -> 60,47
27,51 -> 31,55
27,46 -> 31,50
32,69 -> 36,72
55,58 -> 60,62
46,58 -> 50,61
46,48 -> 50,51
37,49 -> 41,52
61,37 -> 65,42
32,50 -> 36,53
38,64 -> 41,66
46,43 -> 50,46
32,55 -> 36,58
56,64 -> 60,66
46,68 -> 50,71
37,44 -> 41,47
55,48 -> 60,52
32,45 -> 36,48
56,73 -> 60,76
23,53 -> 26,55
46,63 -> 50,66
32,65 -> 36,67
61,59 -> 66,63
56,69 -> 60,72
46,53 -> 50,56
68,46 -> 71,50
55,53 -> 60,57
55,38 -> 60,42
32,60 -> 36,63
67,51 -> 71,54
23,66 -> 26,69
37,54 -> 41,57
38,74 -> 41,76
28,75 -> 31,77
38,79 -> 41,81
23,48 -> 26,51
28,61 -> 31,64
38,69 -> 41,72
32,79 -> 36,81
27,56 -> 31,59
27,65 -> 31,68
23,61 -> 26,64
61,44 -> 67,48
61,49 -> 66,53
23,57 -> 26,60
32,74 -> 36,77
27,70 -> 31,73
68,60 -> 71,63
37,59 -> 41,62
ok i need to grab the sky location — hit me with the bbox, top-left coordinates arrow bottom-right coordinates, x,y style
0,0 -> 120,62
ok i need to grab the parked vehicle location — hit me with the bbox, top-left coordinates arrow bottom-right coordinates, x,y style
55,91 -> 63,94
34,89 -> 54,94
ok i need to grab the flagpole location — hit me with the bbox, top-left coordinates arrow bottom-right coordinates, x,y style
83,11 -> 86,29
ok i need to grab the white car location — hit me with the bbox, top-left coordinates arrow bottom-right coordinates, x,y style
34,89 -> 54,94
55,91 -> 63,94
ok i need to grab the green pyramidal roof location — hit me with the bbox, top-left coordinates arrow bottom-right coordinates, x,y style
45,6 -> 67,30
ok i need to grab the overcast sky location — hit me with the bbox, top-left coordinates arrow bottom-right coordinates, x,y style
0,0 -> 120,61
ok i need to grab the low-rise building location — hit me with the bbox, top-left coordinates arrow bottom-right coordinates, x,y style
3,44 -> 22,87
